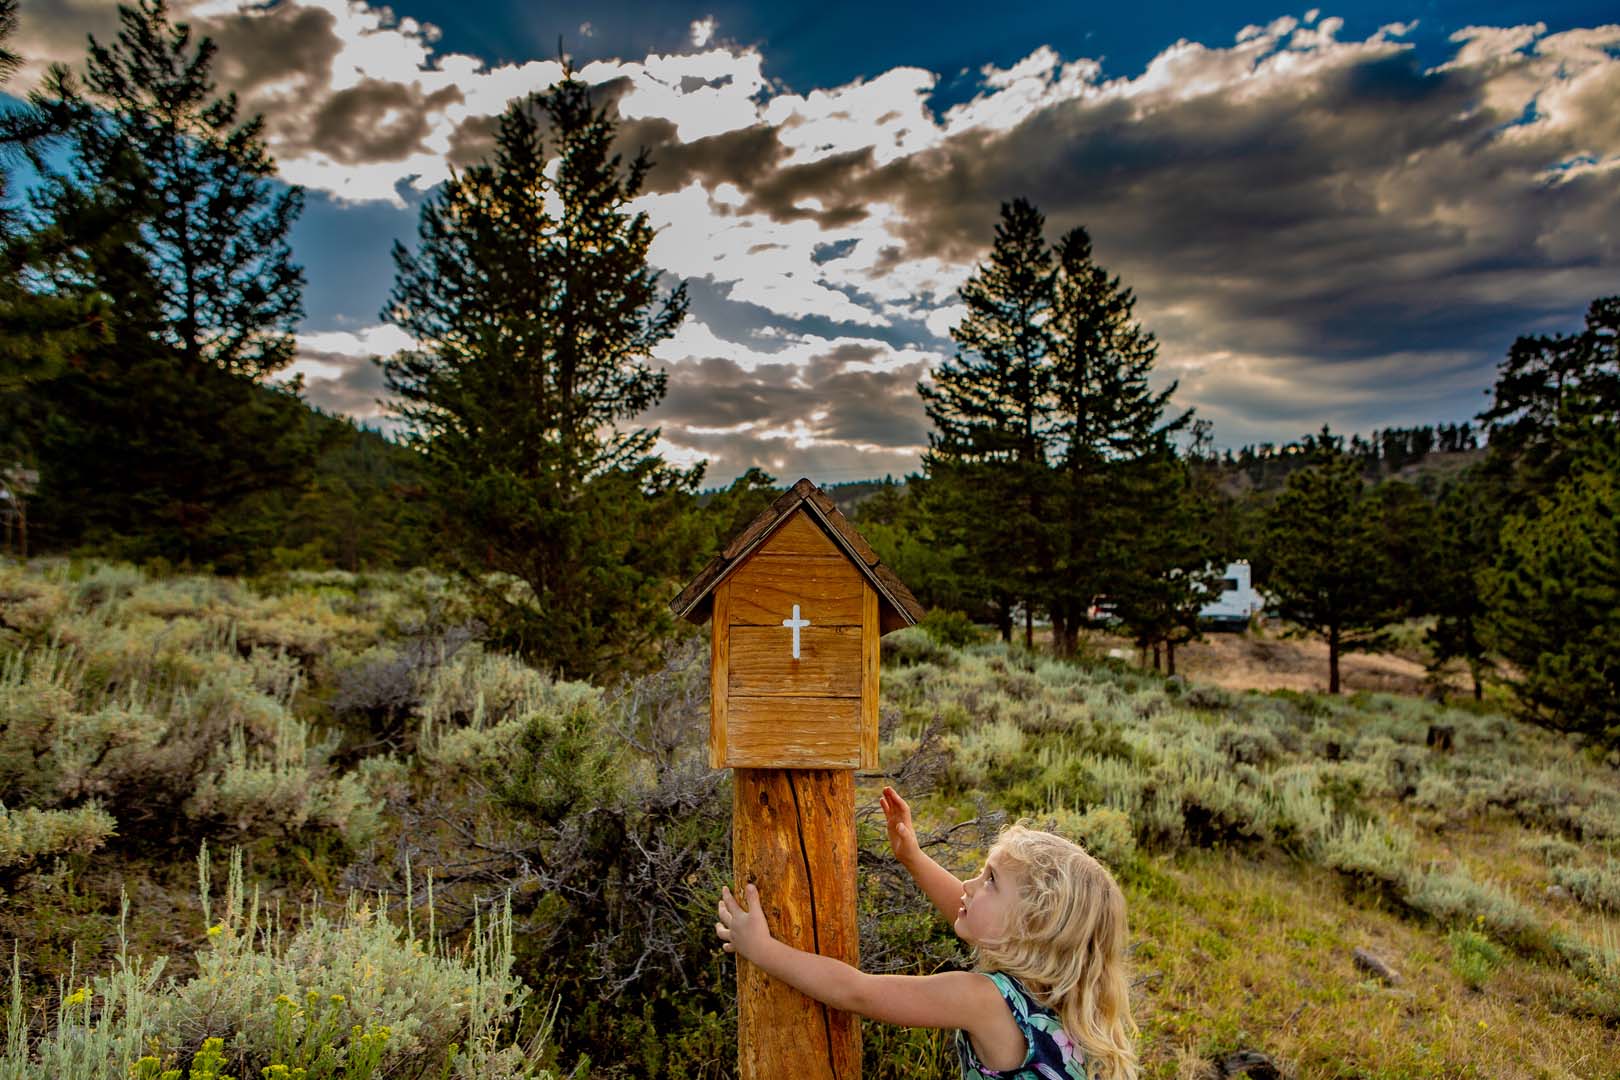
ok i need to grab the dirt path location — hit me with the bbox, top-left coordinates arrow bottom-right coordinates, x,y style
1090,627 -> 1471,697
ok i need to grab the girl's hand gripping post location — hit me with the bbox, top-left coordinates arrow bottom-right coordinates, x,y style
716,882 -> 773,962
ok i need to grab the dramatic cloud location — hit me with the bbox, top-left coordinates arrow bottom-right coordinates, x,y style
16,3 -> 1620,480
280,325 -> 416,426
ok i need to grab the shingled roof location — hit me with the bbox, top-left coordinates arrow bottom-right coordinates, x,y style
670,477 -> 925,635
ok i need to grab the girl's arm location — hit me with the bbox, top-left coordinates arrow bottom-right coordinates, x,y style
881,786 -> 966,923
716,883 -> 1011,1039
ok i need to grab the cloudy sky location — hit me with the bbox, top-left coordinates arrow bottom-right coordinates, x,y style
14,1 -> 1620,484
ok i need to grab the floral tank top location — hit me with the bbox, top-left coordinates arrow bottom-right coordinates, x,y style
955,972 -> 1091,1080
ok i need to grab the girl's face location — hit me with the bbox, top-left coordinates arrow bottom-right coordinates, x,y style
954,848 -> 1021,946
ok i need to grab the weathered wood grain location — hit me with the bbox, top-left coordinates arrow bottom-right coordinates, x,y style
861,583 -> 879,770
726,697 -> 861,768
758,511 -> 842,559
734,768 -> 861,1079
710,582 -> 730,770
728,624 -> 862,696
728,554 -> 865,626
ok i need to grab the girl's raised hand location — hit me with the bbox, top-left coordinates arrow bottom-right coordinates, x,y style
716,883 -> 773,961
880,786 -> 920,866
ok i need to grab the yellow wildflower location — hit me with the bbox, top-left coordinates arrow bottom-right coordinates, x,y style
63,986 -> 90,1007
206,923 -> 225,937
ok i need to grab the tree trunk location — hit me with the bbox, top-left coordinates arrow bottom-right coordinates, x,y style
1328,627 -> 1341,694
733,768 -> 861,1080
1051,609 -> 1069,659
1151,643 -> 1161,672
1166,639 -> 1177,677
1024,605 -> 1033,651
1471,660 -> 1483,702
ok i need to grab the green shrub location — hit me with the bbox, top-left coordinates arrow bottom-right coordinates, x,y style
1551,860 -> 1620,911
1448,926 -> 1504,989
1316,818 -> 1414,892
0,803 -> 115,872
1406,867 -> 1540,950
919,609 -> 984,648
0,641 -> 380,850
1518,832 -> 1583,866
1,849 -> 563,1080
881,627 -> 955,669
1045,806 -> 1137,869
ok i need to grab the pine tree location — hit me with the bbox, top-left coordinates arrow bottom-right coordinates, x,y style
919,198 -> 1054,644
1473,297 -> 1620,739
1424,472 -> 1498,701
1109,445 -> 1223,674
1263,439 -> 1401,693
1480,429 -> 1620,747
380,78 -> 696,679
1479,296 -> 1619,492
1044,224 -> 1188,655
16,0 -> 318,564
0,0 -> 109,469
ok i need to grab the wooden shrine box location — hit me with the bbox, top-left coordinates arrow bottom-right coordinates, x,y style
671,478 -> 924,770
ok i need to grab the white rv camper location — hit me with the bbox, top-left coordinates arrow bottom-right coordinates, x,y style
1200,561 -> 1265,630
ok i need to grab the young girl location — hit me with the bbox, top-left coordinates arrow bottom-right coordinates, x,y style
716,786 -> 1137,1080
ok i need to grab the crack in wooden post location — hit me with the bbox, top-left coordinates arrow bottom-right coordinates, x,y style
789,771 -> 840,1076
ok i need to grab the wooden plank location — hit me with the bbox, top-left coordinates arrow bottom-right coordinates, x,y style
710,582 -> 730,770
728,555 -> 864,626
861,582 -> 879,771
726,697 -> 862,768
757,511 -> 841,559
734,768 -> 861,1078
729,624 -> 862,697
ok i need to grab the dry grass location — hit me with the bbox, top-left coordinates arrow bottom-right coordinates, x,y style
1092,627 -> 1468,698
1128,851 -> 1619,1079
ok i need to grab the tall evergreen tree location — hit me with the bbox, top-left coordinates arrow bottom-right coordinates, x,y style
1473,297 -> 1620,739
1044,224 -> 1188,655
919,198 -> 1054,644
1110,445 -> 1223,674
1263,437 -> 1401,693
16,0 -> 318,564
0,0 -> 109,466
380,78 -> 695,679
1479,295 -> 1619,491
1424,471 -> 1498,701
1480,429 -> 1620,748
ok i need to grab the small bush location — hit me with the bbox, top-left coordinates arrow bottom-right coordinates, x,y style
1407,868 -> 1540,950
1317,818 -> 1414,892
1448,926 -> 1504,989
881,627 -> 954,669
919,609 -> 984,648
1518,832 -> 1583,866
1045,806 -> 1137,869
1215,723 -> 1283,767
2,848 -> 566,1080
0,803 -> 116,872
1551,861 -> 1620,912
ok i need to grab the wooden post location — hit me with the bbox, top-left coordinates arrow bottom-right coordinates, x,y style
667,479 -> 924,1080
733,767 -> 861,1079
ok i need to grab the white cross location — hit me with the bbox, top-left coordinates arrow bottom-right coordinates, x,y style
782,604 -> 811,659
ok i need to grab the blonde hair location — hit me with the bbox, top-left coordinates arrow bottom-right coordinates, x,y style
972,824 -> 1138,1080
